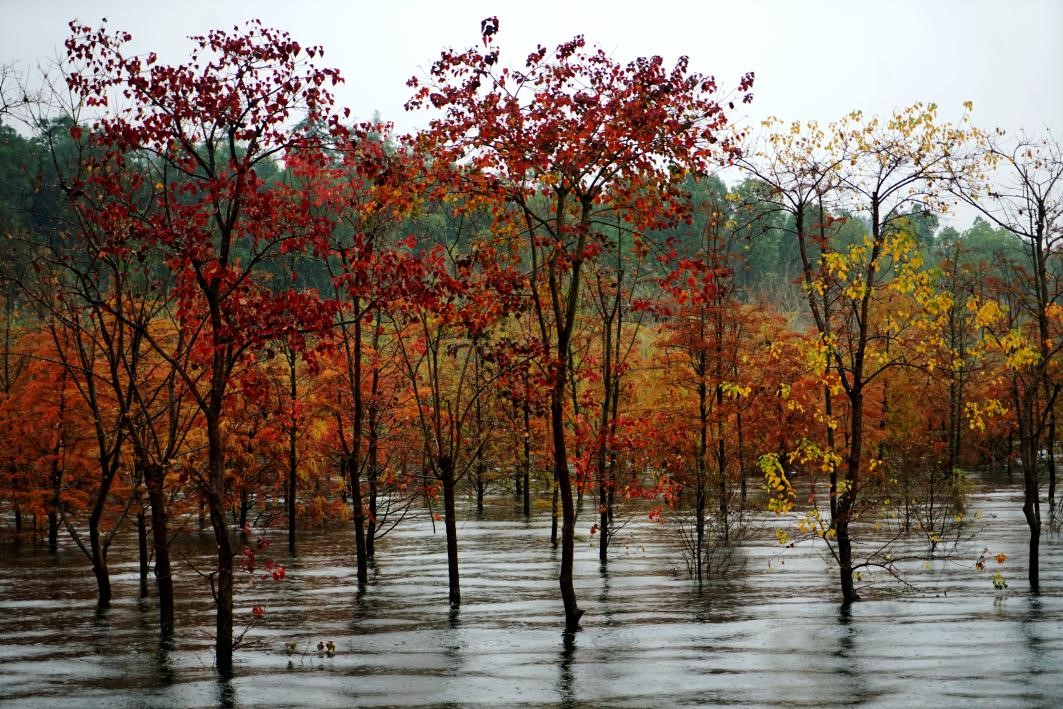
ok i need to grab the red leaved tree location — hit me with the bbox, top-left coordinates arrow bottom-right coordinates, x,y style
408,17 -> 752,631
64,20 -> 344,676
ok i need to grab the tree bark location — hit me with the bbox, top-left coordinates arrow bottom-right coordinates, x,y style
346,453 -> 369,587
366,326 -> 382,559
205,411 -> 234,677
522,392 -> 532,518
89,515 -> 112,608
441,456 -> 461,606
143,461 -> 174,632
137,509 -> 149,598
1017,385 -> 1042,593
287,348 -> 298,555
552,393 -> 583,631
837,388 -> 863,604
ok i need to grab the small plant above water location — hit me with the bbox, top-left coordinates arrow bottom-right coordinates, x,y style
975,548 -> 1008,590
285,640 -> 337,665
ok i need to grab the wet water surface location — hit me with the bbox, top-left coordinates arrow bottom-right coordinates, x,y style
1,481 -> 1061,707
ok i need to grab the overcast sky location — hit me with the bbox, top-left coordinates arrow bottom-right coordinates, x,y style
3,0 -> 1061,223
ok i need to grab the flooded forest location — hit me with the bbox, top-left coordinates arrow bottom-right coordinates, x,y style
1,14 -> 1061,707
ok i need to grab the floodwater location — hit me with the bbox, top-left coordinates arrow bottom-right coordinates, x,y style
1,477 -> 1061,707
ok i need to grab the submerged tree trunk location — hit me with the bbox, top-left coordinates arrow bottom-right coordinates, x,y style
349,299 -> 369,586
837,388 -> 863,605
366,328 -> 382,559
137,509 -> 149,598
89,515 -> 112,608
475,465 -> 486,515
737,409 -> 747,506
48,482 -> 61,553
366,418 -> 379,559
694,350 -> 709,576
694,488 -> 706,581
523,394 -> 532,518
551,479 -> 559,545
1016,384 -> 1042,593
205,411 -> 234,678
552,392 -> 583,631
143,461 -> 174,632
287,348 -> 298,555
1048,411 -> 1056,510
440,456 -> 461,606
84,455 -> 121,609
346,453 -> 369,587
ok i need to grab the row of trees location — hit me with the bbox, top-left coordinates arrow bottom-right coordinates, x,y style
0,18 -> 1058,676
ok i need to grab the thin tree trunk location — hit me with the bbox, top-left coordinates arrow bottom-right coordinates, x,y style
694,344 -> 710,574
523,391 -> 532,518
89,516 -> 112,607
366,422 -> 379,559
1017,385 -> 1041,593
287,348 -> 298,555
367,316 -> 383,559
475,467 -> 485,515
144,461 -> 174,632
837,388 -> 863,604
441,457 -> 461,606
552,392 -> 583,631
347,453 -> 368,587
350,302 -> 369,586
551,478 -> 559,545
48,464 -> 61,553
737,409 -> 747,506
1048,411 -> 1056,510
137,509 -> 149,598
695,489 -> 705,581
205,411 -> 234,677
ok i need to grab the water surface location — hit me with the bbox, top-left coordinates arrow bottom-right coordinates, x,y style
1,480 -> 1061,707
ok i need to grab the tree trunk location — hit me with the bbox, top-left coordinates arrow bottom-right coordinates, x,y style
441,457 -> 461,606
287,349 -> 298,555
598,472 -> 609,564
552,394 -> 583,631
350,300 -> 369,585
137,510 -> 149,597
475,464 -> 485,515
837,517 -> 856,603
694,488 -> 705,581
596,286 -> 615,564
1047,411 -> 1056,510
366,424 -> 379,559
551,478 -> 559,546
144,462 -> 174,632
48,442 -> 62,553
523,396 -> 532,518
1017,391 -> 1041,593
837,388 -> 863,605
47,509 -> 58,552
366,337 -> 382,559
696,351 -> 709,574
737,409 -> 747,506
205,410 -> 234,678
89,516 -> 112,607
346,454 -> 369,587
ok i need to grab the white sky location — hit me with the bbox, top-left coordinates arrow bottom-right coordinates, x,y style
3,0 -> 1062,223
